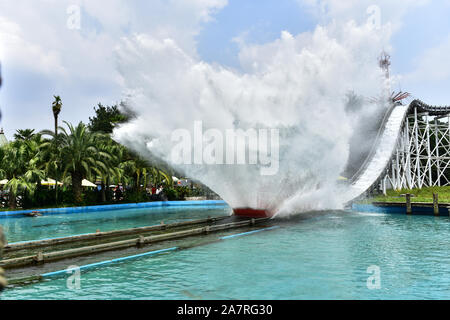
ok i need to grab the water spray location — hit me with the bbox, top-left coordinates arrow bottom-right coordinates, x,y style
114,23 -> 391,217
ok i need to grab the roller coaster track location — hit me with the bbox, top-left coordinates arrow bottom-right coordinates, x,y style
345,99 -> 450,202
410,99 -> 450,116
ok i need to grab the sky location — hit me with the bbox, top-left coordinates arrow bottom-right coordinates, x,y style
0,0 -> 449,139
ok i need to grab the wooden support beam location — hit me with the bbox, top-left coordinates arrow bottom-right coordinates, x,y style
406,193 -> 412,215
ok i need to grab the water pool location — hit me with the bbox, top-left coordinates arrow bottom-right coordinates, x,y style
0,205 -> 231,243
1,210 -> 450,300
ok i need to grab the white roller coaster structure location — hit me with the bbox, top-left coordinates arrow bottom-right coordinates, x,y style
346,99 -> 450,202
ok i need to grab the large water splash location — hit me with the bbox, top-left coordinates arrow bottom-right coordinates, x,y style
114,21 -> 391,217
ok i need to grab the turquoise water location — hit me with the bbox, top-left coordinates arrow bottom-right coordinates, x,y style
1,205 -> 231,243
2,210 -> 450,300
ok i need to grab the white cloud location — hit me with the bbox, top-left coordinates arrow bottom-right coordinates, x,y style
0,16 -> 65,75
0,0 -> 228,138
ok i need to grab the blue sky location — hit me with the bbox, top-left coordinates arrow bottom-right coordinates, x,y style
0,0 -> 449,139
197,0 -> 316,68
389,1 -> 450,103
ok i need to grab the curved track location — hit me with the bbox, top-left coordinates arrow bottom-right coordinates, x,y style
345,99 -> 450,202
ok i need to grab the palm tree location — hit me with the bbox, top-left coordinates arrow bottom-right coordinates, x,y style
42,122 -> 112,204
14,129 -> 36,141
95,138 -> 122,202
0,140 -> 44,209
52,96 -> 62,136
149,167 -> 172,187
120,150 -> 172,192
39,135 -> 64,205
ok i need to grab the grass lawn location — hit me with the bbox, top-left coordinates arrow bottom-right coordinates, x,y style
363,186 -> 450,204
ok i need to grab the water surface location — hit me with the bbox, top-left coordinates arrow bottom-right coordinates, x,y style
2,210 -> 450,300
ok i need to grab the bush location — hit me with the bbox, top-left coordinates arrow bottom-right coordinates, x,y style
123,190 -> 149,203
163,186 -> 217,200
20,187 -> 76,209
164,187 -> 179,201
2,182 -> 221,210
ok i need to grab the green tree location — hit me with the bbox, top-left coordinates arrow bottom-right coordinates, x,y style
42,122 -> 113,204
120,151 -> 172,192
39,134 -> 64,205
88,103 -> 129,134
0,140 -> 45,209
14,129 -> 36,141
96,137 -> 123,202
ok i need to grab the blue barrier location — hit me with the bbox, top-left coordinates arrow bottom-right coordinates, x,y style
352,203 -> 405,214
352,203 -> 450,216
219,226 -> 280,240
0,200 -> 228,218
42,247 -> 179,279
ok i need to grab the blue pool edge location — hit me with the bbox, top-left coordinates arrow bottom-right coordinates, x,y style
0,200 -> 228,218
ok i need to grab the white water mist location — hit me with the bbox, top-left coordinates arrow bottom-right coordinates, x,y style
114,21 -> 391,217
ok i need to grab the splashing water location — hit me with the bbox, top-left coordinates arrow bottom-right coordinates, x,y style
114,21 -> 391,217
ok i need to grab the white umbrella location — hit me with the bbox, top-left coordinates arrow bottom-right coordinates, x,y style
82,179 -> 97,187
41,179 -> 63,186
0,179 -> 8,185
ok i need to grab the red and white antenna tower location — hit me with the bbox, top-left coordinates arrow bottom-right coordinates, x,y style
378,51 -> 411,104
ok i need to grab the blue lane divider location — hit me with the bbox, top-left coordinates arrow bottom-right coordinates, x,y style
219,226 -> 280,240
0,200 -> 228,218
41,247 -> 179,279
